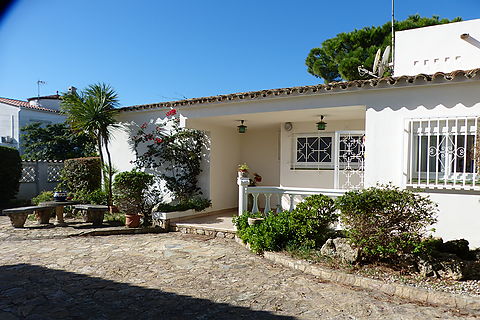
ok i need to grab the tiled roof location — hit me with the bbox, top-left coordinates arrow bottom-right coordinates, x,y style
120,68 -> 480,112
27,94 -> 61,101
0,97 -> 59,113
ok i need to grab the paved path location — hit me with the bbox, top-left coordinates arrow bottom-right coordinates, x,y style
0,218 -> 477,319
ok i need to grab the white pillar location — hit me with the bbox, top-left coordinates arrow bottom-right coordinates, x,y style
237,176 -> 250,215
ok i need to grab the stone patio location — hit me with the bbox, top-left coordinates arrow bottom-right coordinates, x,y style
0,214 -> 478,319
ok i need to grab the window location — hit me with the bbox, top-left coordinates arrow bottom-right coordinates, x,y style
294,134 -> 333,168
407,117 -> 479,190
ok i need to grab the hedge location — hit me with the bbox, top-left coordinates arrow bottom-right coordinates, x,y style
0,146 -> 22,209
58,157 -> 101,196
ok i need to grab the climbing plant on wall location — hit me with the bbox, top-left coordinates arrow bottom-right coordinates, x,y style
131,109 -> 206,202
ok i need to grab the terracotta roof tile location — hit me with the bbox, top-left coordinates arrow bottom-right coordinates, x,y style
0,97 -> 59,113
120,68 -> 480,112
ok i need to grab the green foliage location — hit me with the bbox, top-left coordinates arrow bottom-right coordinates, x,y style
154,197 -> 211,212
306,15 -> 462,82
31,191 -> 54,205
58,157 -> 102,198
73,188 -> 108,205
336,185 -> 438,261
234,194 -> 338,253
288,194 -> 338,248
21,123 -> 96,160
113,170 -> 157,216
0,146 -> 22,209
103,212 -> 126,224
61,83 -> 120,206
132,110 -> 207,202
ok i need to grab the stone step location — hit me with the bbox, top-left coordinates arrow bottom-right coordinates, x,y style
170,224 -> 236,239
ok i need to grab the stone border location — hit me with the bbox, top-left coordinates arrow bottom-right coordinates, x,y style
234,237 -> 480,313
171,225 -> 236,239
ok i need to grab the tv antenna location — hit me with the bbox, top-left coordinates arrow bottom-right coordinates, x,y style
37,80 -> 46,98
358,46 -> 391,78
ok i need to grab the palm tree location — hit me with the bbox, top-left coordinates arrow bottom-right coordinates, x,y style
61,83 -> 119,206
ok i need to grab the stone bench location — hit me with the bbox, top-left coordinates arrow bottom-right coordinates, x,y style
73,205 -> 109,226
2,205 -> 54,228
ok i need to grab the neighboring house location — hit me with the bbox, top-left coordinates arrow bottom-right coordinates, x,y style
0,94 -> 66,151
109,19 -> 480,246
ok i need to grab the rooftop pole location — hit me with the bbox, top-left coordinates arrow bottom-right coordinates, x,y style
391,0 -> 395,73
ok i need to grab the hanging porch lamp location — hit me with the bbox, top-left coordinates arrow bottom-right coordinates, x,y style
237,120 -> 247,133
316,115 -> 327,130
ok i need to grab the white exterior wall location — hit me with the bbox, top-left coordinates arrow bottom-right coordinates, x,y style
365,82 -> 480,246
0,102 -> 19,148
240,126 -> 280,187
280,119 -> 365,189
394,19 -> 480,76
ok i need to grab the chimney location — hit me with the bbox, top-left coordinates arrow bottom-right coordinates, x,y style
68,86 -> 77,94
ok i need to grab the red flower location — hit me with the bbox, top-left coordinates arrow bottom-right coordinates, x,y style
155,138 -> 163,144
140,122 -> 148,129
165,109 -> 177,117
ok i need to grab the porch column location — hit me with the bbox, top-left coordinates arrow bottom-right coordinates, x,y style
237,176 -> 250,215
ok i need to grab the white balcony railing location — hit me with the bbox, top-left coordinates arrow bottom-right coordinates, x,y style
237,177 -> 347,215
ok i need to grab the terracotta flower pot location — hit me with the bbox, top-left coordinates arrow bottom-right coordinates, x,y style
125,214 -> 141,228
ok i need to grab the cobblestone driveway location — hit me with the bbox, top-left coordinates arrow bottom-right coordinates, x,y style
0,221 -> 477,319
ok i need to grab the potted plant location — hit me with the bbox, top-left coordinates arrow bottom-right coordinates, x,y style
113,170 -> 155,228
238,163 -> 249,178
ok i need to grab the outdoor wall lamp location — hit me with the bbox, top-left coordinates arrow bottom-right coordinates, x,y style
316,115 -> 327,130
237,120 -> 247,133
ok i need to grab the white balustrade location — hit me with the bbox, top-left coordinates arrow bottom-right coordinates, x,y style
237,185 -> 347,215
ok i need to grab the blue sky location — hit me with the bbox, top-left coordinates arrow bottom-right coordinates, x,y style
0,0 -> 479,107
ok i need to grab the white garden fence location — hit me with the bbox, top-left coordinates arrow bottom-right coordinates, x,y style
17,160 -> 64,200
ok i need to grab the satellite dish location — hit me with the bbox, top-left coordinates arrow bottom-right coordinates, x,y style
378,46 -> 391,77
372,48 -> 381,74
358,46 -> 392,79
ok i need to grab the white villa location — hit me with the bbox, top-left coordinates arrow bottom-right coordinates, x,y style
0,94 -> 65,151
110,19 -> 480,246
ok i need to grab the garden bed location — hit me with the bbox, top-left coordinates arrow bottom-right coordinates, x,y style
287,248 -> 480,297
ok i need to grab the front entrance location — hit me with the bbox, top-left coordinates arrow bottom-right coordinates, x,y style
334,131 -> 365,190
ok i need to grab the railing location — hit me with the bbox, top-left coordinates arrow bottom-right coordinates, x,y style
237,177 -> 346,215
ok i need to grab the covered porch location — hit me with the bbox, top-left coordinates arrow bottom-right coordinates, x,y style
182,103 -> 366,217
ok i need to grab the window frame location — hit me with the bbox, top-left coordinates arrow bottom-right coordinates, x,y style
406,116 -> 479,190
293,133 -> 335,169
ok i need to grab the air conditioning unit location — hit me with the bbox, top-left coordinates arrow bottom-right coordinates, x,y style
1,136 -> 14,144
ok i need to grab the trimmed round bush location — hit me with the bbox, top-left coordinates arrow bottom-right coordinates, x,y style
0,146 -> 22,209
336,185 -> 438,261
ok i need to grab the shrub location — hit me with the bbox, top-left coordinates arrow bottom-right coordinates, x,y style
234,211 -> 292,253
154,197 -> 211,212
113,170 -> 156,216
58,157 -> 101,197
234,194 -> 338,253
289,194 -> 338,248
73,188 -> 108,205
336,185 -> 438,261
31,191 -> 54,205
0,146 -> 22,209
